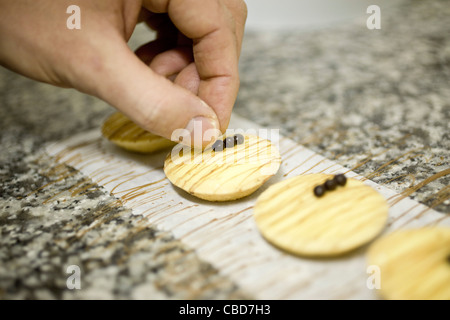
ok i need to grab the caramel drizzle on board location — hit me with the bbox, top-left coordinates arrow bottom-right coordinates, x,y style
43,114 -> 449,299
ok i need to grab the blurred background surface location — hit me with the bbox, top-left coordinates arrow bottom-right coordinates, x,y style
244,0 -> 402,31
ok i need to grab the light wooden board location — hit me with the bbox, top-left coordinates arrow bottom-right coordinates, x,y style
46,113 -> 450,299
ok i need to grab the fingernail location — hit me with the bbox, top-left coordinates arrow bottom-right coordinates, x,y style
184,116 -> 220,148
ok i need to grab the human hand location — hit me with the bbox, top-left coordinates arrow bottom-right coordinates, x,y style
0,0 -> 247,147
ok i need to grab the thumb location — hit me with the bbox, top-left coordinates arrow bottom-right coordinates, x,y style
87,41 -> 220,148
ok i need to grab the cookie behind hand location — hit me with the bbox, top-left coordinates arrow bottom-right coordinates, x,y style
101,112 -> 175,153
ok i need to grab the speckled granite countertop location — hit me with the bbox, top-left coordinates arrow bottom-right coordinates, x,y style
1,0 -> 448,299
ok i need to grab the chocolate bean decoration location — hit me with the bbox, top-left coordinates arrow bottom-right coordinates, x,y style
234,134 -> 245,145
333,174 -> 347,186
313,174 -> 347,197
211,139 -> 224,152
313,185 -> 326,197
224,136 -> 235,148
324,179 -> 337,191
212,134 -> 245,152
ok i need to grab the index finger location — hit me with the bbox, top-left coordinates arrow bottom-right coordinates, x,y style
142,0 -> 241,132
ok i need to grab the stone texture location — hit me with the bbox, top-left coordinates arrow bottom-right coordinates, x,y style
0,0 -> 448,299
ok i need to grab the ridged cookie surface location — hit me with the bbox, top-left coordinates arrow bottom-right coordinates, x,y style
367,227 -> 450,300
164,134 -> 281,201
102,112 -> 175,153
254,173 -> 389,257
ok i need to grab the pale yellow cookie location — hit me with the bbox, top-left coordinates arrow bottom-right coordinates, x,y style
164,134 -> 281,201
367,227 -> 450,300
254,173 -> 388,257
101,112 -> 175,153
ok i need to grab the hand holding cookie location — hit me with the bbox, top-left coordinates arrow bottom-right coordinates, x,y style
0,0 -> 247,147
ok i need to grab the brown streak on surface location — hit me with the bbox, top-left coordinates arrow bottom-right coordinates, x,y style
390,168 -> 450,207
362,147 -> 427,181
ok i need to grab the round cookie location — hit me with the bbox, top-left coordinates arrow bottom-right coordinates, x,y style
254,173 -> 388,257
164,134 -> 281,201
101,112 -> 175,153
367,227 -> 450,300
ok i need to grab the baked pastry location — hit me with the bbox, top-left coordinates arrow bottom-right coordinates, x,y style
254,173 -> 389,257
101,112 -> 175,153
367,227 -> 450,300
164,134 -> 281,201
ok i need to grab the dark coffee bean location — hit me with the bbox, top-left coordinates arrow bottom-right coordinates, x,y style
211,139 -> 224,152
314,185 -> 326,197
234,134 -> 245,145
224,136 -> 235,148
333,174 -> 347,186
324,179 -> 337,191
